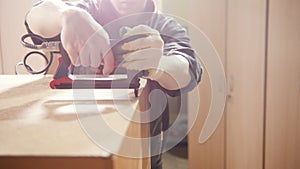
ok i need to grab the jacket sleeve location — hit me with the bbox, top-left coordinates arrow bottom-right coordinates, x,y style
152,15 -> 203,97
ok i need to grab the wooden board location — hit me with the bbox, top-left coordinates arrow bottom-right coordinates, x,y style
187,0 -> 226,169
0,75 -> 149,169
265,0 -> 300,168
226,0 -> 266,168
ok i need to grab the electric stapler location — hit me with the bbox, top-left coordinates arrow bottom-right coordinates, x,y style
21,33 -> 149,97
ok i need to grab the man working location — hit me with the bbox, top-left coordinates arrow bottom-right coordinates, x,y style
25,0 -> 202,168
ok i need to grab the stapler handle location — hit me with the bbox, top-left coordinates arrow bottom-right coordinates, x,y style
53,43 -> 71,79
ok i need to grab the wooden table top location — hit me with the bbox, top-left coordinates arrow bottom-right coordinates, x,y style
0,75 -> 140,158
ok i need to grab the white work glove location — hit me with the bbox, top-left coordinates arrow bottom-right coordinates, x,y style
61,8 -> 114,75
121,25 -> 164,80
121,25 -> 191,90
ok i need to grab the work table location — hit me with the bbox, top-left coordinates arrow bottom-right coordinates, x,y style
0,75 -> 149,169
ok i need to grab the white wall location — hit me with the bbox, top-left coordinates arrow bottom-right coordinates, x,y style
161,0 -> 188,19
0,0 -> 37,74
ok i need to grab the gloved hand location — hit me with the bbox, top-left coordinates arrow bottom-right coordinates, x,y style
120,25 -> 164,80
121,25 -> 192,90
61,7 -> 114,75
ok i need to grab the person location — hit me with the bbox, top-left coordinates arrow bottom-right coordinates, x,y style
25,0 -> 202,168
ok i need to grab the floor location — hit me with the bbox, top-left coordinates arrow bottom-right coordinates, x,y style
163,144 -> 188,169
